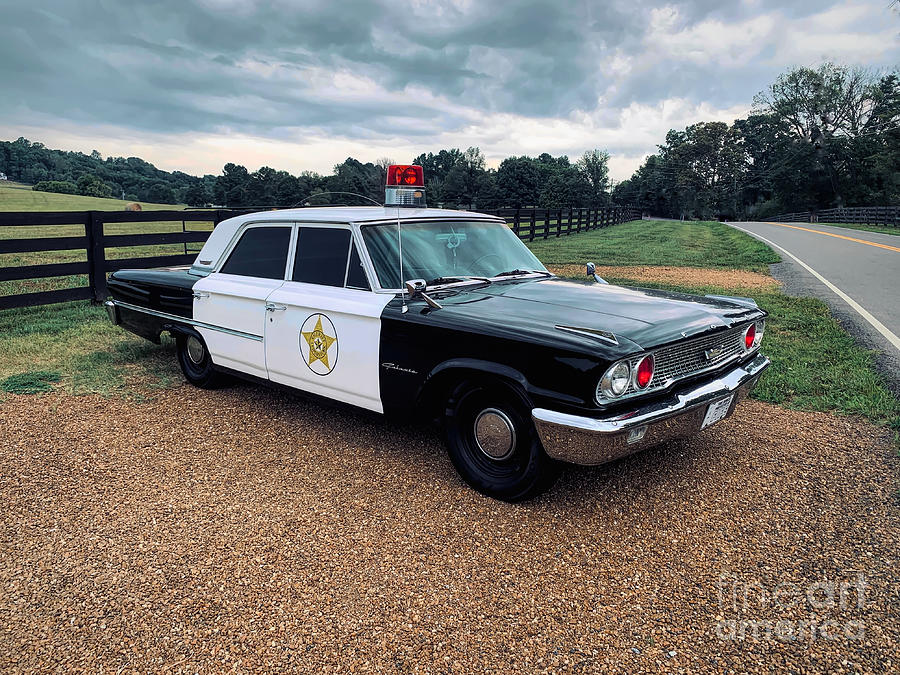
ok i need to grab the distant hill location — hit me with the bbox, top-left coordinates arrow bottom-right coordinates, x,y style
0,181 -> 185,212
0,137 -> 212,206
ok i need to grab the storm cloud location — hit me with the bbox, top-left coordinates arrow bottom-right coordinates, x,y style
1,0 -> 897,178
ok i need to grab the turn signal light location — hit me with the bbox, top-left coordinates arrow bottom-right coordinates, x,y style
635,354 -> 654,388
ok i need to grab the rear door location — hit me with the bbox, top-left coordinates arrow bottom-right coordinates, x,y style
264,224 -> 392,412
192,223 -> 293,379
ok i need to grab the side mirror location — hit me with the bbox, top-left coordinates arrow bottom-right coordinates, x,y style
403,278 -> 442,311
586,261 -> 608,285
405,279 -> 427,296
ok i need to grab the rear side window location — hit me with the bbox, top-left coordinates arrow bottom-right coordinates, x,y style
293,227 -> 351,287
220,226 -> 291,279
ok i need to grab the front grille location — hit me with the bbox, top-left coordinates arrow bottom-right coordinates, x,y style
599,321 -> 762,402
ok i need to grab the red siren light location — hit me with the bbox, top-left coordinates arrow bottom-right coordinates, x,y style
386,165 -> 424,187
384,165 -> 427,207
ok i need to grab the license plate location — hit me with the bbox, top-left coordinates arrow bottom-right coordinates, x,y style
701,395 -> 734,429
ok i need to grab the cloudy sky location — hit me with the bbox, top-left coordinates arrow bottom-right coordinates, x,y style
1,0 -> 898,181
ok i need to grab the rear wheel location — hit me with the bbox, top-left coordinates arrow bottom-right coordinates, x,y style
175,333 -> 223,389
442,379 -> 559,502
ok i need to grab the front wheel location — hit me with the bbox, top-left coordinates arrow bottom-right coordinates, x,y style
442,379 -> 559,502
175,333 -> 224,389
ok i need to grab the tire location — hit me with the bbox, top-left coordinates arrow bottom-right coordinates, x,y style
175,333 -> 224,389
442,378 -> 560,502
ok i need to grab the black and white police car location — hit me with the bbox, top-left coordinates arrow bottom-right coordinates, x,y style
106,165 -> 769,501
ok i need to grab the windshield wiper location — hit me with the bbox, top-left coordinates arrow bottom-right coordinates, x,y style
492,269 -> 552,278
426,275 -> 492,287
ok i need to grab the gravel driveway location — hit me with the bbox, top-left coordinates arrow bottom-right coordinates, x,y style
1,384 -> 898,673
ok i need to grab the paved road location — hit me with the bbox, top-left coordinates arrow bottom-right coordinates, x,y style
726,221 -> 900,393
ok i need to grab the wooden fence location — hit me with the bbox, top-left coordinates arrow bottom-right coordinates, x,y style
0,205 -> 640,310
485,205 -> 641,241
764,206 -> 899,226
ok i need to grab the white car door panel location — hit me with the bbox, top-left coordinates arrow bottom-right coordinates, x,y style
265,282 -> 391,413
192,274 -> 283,379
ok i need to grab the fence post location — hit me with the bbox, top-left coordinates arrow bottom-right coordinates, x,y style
529,209 -> 536,242
84,211 -> 107,303
513,208 -> 521,237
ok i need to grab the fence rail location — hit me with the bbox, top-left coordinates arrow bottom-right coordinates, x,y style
764,206 -> 899,226
485,205 -> 641,240
0,205 -> 640,310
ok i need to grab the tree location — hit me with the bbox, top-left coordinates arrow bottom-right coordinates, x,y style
76,173 -> 112,198
147,182 -> 176,204
575,149 -> 610,206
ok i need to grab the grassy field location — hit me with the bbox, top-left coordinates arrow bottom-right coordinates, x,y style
0,180 -> 187,212
0,182 -> 211,297
527,220 -> 780,271
0,217 -> 896,429
813,222 -> 899,237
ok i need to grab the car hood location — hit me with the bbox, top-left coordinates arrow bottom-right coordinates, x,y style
432,277 -> 764,353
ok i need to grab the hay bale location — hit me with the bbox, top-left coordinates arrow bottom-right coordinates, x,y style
125,202 -> 142,212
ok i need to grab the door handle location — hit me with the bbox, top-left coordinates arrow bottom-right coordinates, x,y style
265,303 -> 287,312
192,291 -> 209,299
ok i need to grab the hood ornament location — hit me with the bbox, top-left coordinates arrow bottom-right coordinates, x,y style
555,324 -> 618,345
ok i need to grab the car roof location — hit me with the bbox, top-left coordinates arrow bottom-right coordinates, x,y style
190,206 -> 504,277
221,206 -> 502,225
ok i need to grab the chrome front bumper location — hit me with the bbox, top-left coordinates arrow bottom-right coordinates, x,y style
532,353 -> 770,466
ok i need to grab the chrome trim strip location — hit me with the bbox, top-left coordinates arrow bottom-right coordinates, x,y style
109,299 -> 264,342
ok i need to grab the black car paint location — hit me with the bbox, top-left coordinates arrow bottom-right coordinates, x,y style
107,268 -> 198,342
107,268 -> 765,418
376,277 -> 764,417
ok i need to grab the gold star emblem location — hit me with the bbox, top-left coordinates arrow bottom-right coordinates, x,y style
301,315 -> 337,370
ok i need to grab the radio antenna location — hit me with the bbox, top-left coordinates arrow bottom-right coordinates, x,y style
397,206 -> 407,313
289,191 -> 381,208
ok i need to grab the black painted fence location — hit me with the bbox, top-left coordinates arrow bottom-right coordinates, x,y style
0,205 -> 640,310
764,206 -> 899,226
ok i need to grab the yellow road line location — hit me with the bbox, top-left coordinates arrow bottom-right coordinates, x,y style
772,222 -> 900,253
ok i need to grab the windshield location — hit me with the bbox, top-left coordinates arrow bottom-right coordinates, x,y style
361,220 -> 547,289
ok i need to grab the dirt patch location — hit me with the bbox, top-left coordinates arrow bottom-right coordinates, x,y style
548,264 -> 780,290
0,385 -> 897,672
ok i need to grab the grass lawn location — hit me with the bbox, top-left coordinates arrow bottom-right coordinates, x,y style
812,222 -> 900,237
0,180 -> 187,212
0,301 -> 175,400
527,220 -> 780,272
0,216 -> 896,429
0,182 -> 211,297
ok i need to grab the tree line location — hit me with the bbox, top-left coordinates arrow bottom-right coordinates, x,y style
614,63 -> 899,219
0,137 -> 611,210
1,62 -> 896,218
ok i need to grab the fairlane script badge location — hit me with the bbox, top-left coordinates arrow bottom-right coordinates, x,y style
300,313 -> 338,375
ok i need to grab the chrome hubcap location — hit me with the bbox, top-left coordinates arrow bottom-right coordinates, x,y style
186,336 -> 205,365
473,408 -> 516,460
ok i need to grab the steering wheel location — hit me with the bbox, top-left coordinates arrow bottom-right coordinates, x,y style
469,253 -> 503,275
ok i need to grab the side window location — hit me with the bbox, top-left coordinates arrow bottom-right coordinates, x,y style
346,242 -> 371,290
220,226 -> 291,279
293,227 -> 351,287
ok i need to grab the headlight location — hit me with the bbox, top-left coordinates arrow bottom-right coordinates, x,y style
597,360 -> 631,401
753,319 -> 765,347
